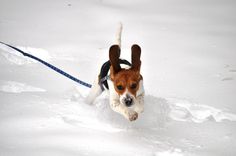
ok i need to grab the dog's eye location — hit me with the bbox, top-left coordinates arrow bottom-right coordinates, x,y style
130,83 -> 137,89
116,85 -> 124,90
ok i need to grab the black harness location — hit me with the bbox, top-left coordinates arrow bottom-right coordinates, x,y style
99,59 -> 131,90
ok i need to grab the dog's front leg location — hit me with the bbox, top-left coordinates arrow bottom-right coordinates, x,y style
110,99 -> 138,121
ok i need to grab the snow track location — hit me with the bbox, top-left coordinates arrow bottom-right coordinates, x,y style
0,81 -> 46,93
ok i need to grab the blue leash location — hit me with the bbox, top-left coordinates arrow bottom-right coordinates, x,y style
0,42 -> 92,88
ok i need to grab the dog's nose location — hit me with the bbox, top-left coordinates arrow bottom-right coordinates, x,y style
124,97 -> 133,107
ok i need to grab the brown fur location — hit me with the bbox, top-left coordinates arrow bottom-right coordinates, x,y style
131,44 -> 141,71
109,44 -> 142,97
109,45 -> 121,74
111,69 -> 142,96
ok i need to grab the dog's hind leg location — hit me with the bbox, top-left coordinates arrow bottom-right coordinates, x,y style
85,77 -> 102,104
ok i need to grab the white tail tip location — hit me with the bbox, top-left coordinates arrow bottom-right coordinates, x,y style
115,22 -> 123,48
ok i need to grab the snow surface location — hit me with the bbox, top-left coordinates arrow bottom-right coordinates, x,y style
0,0 -> 236,155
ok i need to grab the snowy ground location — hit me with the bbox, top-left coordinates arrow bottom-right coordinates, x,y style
1,0 -> 236,155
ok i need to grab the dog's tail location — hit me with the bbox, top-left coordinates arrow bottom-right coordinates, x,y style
115,22 -> 123,48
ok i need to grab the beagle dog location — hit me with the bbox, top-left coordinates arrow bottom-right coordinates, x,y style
86,44 -> 144,121
86,27 -> 144,121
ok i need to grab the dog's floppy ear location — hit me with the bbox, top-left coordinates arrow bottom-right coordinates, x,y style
131,44 -> 141,71
109,45 -> 121,74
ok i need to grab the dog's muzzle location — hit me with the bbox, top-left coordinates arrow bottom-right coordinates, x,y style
123,95 -> 133,107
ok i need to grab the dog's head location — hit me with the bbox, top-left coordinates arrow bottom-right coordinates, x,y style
109,44 -> 142,107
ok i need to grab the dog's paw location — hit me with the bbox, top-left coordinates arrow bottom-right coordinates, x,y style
128,111 -> 138,121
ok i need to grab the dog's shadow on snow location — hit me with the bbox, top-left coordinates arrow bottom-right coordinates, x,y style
92,93 -> 171,130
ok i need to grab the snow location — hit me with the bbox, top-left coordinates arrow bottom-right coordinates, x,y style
0,0 -> 236,155
0,81 -> 46,93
